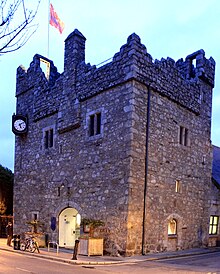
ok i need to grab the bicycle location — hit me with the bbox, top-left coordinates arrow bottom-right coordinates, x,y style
20,236 -> 40,253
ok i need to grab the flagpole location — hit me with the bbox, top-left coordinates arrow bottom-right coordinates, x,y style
47,0 -> 50,58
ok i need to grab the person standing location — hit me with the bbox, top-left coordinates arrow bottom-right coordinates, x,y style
6,222 -> 13,246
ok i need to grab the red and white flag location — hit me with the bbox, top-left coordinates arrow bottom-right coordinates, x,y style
49,3 -> 64,34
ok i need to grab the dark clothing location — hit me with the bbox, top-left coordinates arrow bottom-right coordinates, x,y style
6,223 -> 13,246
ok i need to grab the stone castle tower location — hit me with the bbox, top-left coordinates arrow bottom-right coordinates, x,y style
13,29 -> 215,255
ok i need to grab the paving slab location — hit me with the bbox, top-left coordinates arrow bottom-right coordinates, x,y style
1,238 -> 220,265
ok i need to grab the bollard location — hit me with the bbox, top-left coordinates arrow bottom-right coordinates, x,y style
13,234 -> 20,250
71,239 -> 80,260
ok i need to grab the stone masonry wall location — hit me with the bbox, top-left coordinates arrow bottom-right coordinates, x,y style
13,29 -> 215,255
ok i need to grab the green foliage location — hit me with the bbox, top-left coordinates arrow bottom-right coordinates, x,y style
81,218 -> 105,228
0,164 -> 13,215
0,164 -> 13,185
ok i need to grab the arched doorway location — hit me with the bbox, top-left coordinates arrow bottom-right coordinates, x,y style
59,207 -> 81,247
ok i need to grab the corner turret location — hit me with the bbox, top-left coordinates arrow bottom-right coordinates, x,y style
64,29 -> 86,73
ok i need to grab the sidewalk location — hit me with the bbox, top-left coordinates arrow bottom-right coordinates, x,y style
0,238 -> 220,265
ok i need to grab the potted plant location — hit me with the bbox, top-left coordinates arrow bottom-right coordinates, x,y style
79,218 -> 105,256
81,218 -> 104,237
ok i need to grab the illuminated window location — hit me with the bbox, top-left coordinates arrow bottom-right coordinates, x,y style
175,180 -> 182,193
179,126 -> 189,146
209,215 -> 219,235
168,219 -> 177,235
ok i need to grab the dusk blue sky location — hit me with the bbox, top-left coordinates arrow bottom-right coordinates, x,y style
0,0 -> 220,171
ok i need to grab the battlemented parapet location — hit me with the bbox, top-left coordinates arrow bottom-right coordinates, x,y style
16,29 -> 215,120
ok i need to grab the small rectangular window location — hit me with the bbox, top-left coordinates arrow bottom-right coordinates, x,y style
89,114 -> 95,136
96,112 -> 101,135
179,126 -> 183,144
179,126 -> 189,146
168,219 -> 177,235
49,129 -> 53,147
175,180 -> 182,193
184,128 -> 188,146
45,130 -> 49,149
209,215 -> 219,235
44,128 -> 54,149
89,112 -> 102,137
31,212 -> 39,221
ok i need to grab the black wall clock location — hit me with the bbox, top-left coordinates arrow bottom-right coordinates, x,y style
12,114 -> 28,135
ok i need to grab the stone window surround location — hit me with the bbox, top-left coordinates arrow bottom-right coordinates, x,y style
31,211 -> 39,221
178,125 -> 190,147
168,218 -> 177,236
42,125 -> 56,150
86,108 -> 104,139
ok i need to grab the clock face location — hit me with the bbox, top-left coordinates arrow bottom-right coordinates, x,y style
12,114 -> 28,135
14,119 -> 27,131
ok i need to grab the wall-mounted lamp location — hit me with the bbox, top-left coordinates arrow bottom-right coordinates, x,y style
76,213 -> 81,227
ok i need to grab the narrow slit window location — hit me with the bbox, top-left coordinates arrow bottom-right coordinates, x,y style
96,112 -> 101,135
44,128 -> 54,149
45,130 -> 49,149
175,180 -> 181,193
184,128 -> 188,146
89,114 -> 95,136
49,129 -> 53,147
179,126 -> 189,146
179,126 -> 183,144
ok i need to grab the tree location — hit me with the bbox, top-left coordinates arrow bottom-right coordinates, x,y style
0,0 -> 41,54
0,200 -> 7,215
0,164 -> 13,215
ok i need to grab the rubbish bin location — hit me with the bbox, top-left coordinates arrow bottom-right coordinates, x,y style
13,234 -> 20,250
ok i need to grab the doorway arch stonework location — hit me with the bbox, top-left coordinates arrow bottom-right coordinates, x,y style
52,202 -> 82,248
58,207 -> 81,247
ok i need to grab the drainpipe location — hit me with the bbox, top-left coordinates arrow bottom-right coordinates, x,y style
142,85 -> 151,255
